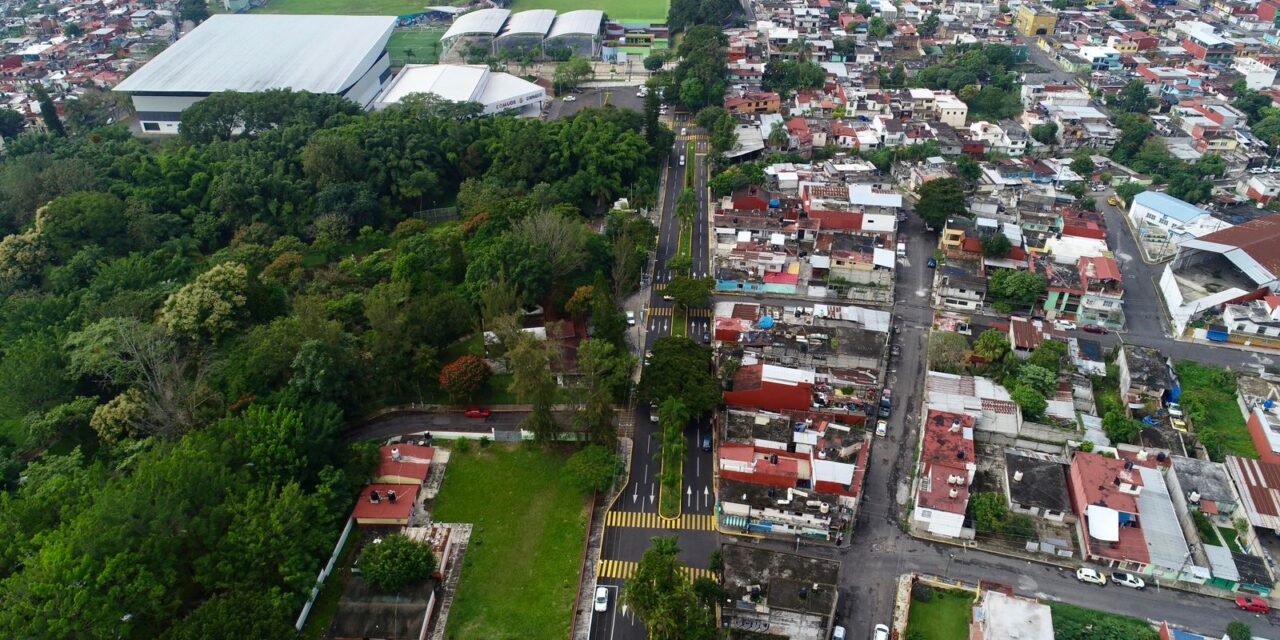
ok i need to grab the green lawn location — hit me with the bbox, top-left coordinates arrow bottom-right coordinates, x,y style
388,29 -> 446,66
906,587 -> 974,640
511,0 -> 668,24
1050,603 -> 1158,640
1174,362 -> 1257,461
251,0 -> 428,14
433,444 -> 589,640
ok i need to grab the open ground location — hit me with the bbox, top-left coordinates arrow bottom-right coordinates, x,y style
432,443 -> 589,639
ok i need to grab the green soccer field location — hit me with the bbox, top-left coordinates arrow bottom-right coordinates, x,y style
251,0 -> 429,14
510,0 -> 668,25
387,29 -> 446,65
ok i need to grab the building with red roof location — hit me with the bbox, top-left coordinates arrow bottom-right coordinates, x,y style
723,364 -> 815,412
912,410 -> 976,538
374,444 -> 434,485
352,483 -> 420,527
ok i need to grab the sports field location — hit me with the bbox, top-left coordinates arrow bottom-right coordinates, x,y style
510,0 -> 668,24
251,0 -> 427,14
388,29 -> 445,65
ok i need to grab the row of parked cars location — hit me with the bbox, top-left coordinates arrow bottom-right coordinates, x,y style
1078,568 -> 1272,614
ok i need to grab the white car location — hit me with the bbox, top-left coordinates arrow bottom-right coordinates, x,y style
831,625 -> 846,640
1110,572 -> 1146,589
1054,320 -> 1077,331
1076,567 -> 1106,586
626,310 -> 636,326
1250,167 -> 1266,174
681,127 -> 688,136
563,95 -> 577,102
875,419 -> 887,437
873,624 -> 890,640
594,586 -> 609,612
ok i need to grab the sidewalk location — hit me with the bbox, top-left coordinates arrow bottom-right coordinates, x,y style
573,437 -> 634,640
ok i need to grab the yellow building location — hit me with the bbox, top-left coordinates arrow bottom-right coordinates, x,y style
1016,5 -> 1058,37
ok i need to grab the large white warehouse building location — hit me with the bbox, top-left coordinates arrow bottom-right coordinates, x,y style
115,14 -> 397,134
373,64 -> 545,116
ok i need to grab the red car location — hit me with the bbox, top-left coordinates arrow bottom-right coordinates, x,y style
463,408 -> 491,418
1082,324 -> 1109,335
1237,597 -> 1271,613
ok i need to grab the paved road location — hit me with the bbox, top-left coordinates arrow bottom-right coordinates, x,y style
591,129 -> 720,640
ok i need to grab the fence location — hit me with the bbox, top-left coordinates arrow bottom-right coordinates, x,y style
409,206 -> 459,223
295,516 -> 356,631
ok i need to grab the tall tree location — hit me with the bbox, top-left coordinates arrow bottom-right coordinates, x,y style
575,339 -> 630,445
622,537 -> 717,639
508,332 -> 560,442
915,177 -> 967,230
31,85 -> 64,137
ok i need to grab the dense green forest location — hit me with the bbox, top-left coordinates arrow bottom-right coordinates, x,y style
0,90 -> 665,638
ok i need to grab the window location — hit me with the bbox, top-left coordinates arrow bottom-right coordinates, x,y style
142,122 -> 160,132
379,67 -> 392,84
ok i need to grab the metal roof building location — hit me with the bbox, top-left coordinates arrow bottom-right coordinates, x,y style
499,10 -> 556,38
546,9 -> 605,38
373,64 -> 545,116
441,8 -> 511,41
115,14 -> 396,134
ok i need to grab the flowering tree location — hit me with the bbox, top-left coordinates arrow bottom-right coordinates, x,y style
439,355 -> 490,401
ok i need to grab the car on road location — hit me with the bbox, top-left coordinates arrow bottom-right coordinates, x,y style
1054,320 -> 1077,331
831,625 -> 846,640
927,257 -> 937,268
1250,167 -> 1267,174
1110,572 -> 1145,589
662,294 -> 674,301
649,403 -> 659,423
701,434 -> 712,452
1107,197 -> 1119,206
703,331 -> 712,343
594,586 -> 609,612
644,350 -> 653,364
1076,567 -> 1106,586
873,624 -> 889,640
877,403 -> 891,419
679,155 -> 686,166
463,408 -> 490,418
1237,596 -> 1270,613
563,95 -> 576,102
875,419 -> 887,437
626,310 -> 636,325
1082,324 -> 1108,334
681,127 -> 687,136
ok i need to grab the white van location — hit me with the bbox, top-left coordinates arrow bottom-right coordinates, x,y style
896,242 -> 906,257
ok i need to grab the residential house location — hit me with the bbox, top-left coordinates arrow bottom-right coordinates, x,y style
726,91 -> 782,114
724,364 -> 816,412
912,410 -> 977,539
1068,451 -> 1195,578
373,444 -> 434,486
1004,449 -> 1074,523
934,256 -> 987,312
1164,455 -> 1272,594
925,371 -> 1022,436
352,483 -> 419,527
1039,255 -> 1126,329
1117,344 -> 1173,408
1016,5 -> 1058,36
719,545 -> 841,639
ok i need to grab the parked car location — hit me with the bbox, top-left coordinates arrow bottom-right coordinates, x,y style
1054,320 -> 1077,331
1076,567 -> 1106,586
701,434 -> 712,452
703,331 -> 712,343
881,388 -> 892,401
873,624 -> 890,640
878,403 -> 891,419
563,95 -> 577,102
594,586 -> 609,612
463,408 -> 490,418
875,419 -> 888,437
831,625 -> 846,640
1250,167 -> 1267,174
1082,324 -> 1108,334
626,310 -> 636,326
1237,596 -> 1271,613
644,351 -> 653,364
1110,572 -> 1146,589
1107,197 -> 1119,206
927,257 -> 937,268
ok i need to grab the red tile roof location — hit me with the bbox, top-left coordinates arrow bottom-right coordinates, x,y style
352,483 -> 419,524
374,444 -> 434,484
917,410 -> 975,515
1193,214 -> 1280,278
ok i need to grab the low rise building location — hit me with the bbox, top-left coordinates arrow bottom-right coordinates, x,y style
720,544 -> 841,640
912,410 -> 977,539
971,590 -> 1055,640
1117,344 -> 1172,408
1003,449 -> 1073,522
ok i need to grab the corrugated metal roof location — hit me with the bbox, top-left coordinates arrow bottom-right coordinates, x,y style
1133,191 -> 1209,224
115,14 -> 395,95
546,9 -> 604,38
1180,214 -> 1280,285
442,8 -> 510,40
499,9 -> 555,37
1136,466 -> 1193,571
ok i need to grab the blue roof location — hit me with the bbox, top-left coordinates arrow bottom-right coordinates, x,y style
1133,191 -> 1208,224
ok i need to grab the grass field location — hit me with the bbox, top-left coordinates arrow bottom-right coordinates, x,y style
906,587 -> 974,640
251,0 -> 428,14
388,29 -> 445,66
1174,361 -> 1256,461
510,0 -> 668,24
1050,603 -> 1158,640
432,444 -> 589,640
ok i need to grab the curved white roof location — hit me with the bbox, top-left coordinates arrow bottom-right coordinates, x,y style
546,10 -> 604,39
442,8 -> 510,40
499,9 -> 555,38
115,14 -> 396,95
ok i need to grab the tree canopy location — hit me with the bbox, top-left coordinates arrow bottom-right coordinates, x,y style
640,337 -> 719,414
916,177 -> 967,229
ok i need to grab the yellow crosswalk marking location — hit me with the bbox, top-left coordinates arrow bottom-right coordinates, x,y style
598,559 -> 715,583
687,308 -> 713,318
654,283 -> 668,291
648,307 -> 673,317
605,511 -> 716,531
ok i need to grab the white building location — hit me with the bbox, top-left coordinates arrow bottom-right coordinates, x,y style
1234,57 -> 1277,90
971,591 -> 1054,640
374,64 -> 545,116
115,14 -> 397,134
1127,191 -> 1231,245
934,92 -> 968,128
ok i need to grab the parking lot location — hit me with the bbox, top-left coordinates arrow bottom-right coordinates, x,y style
545,86 -> 647,120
